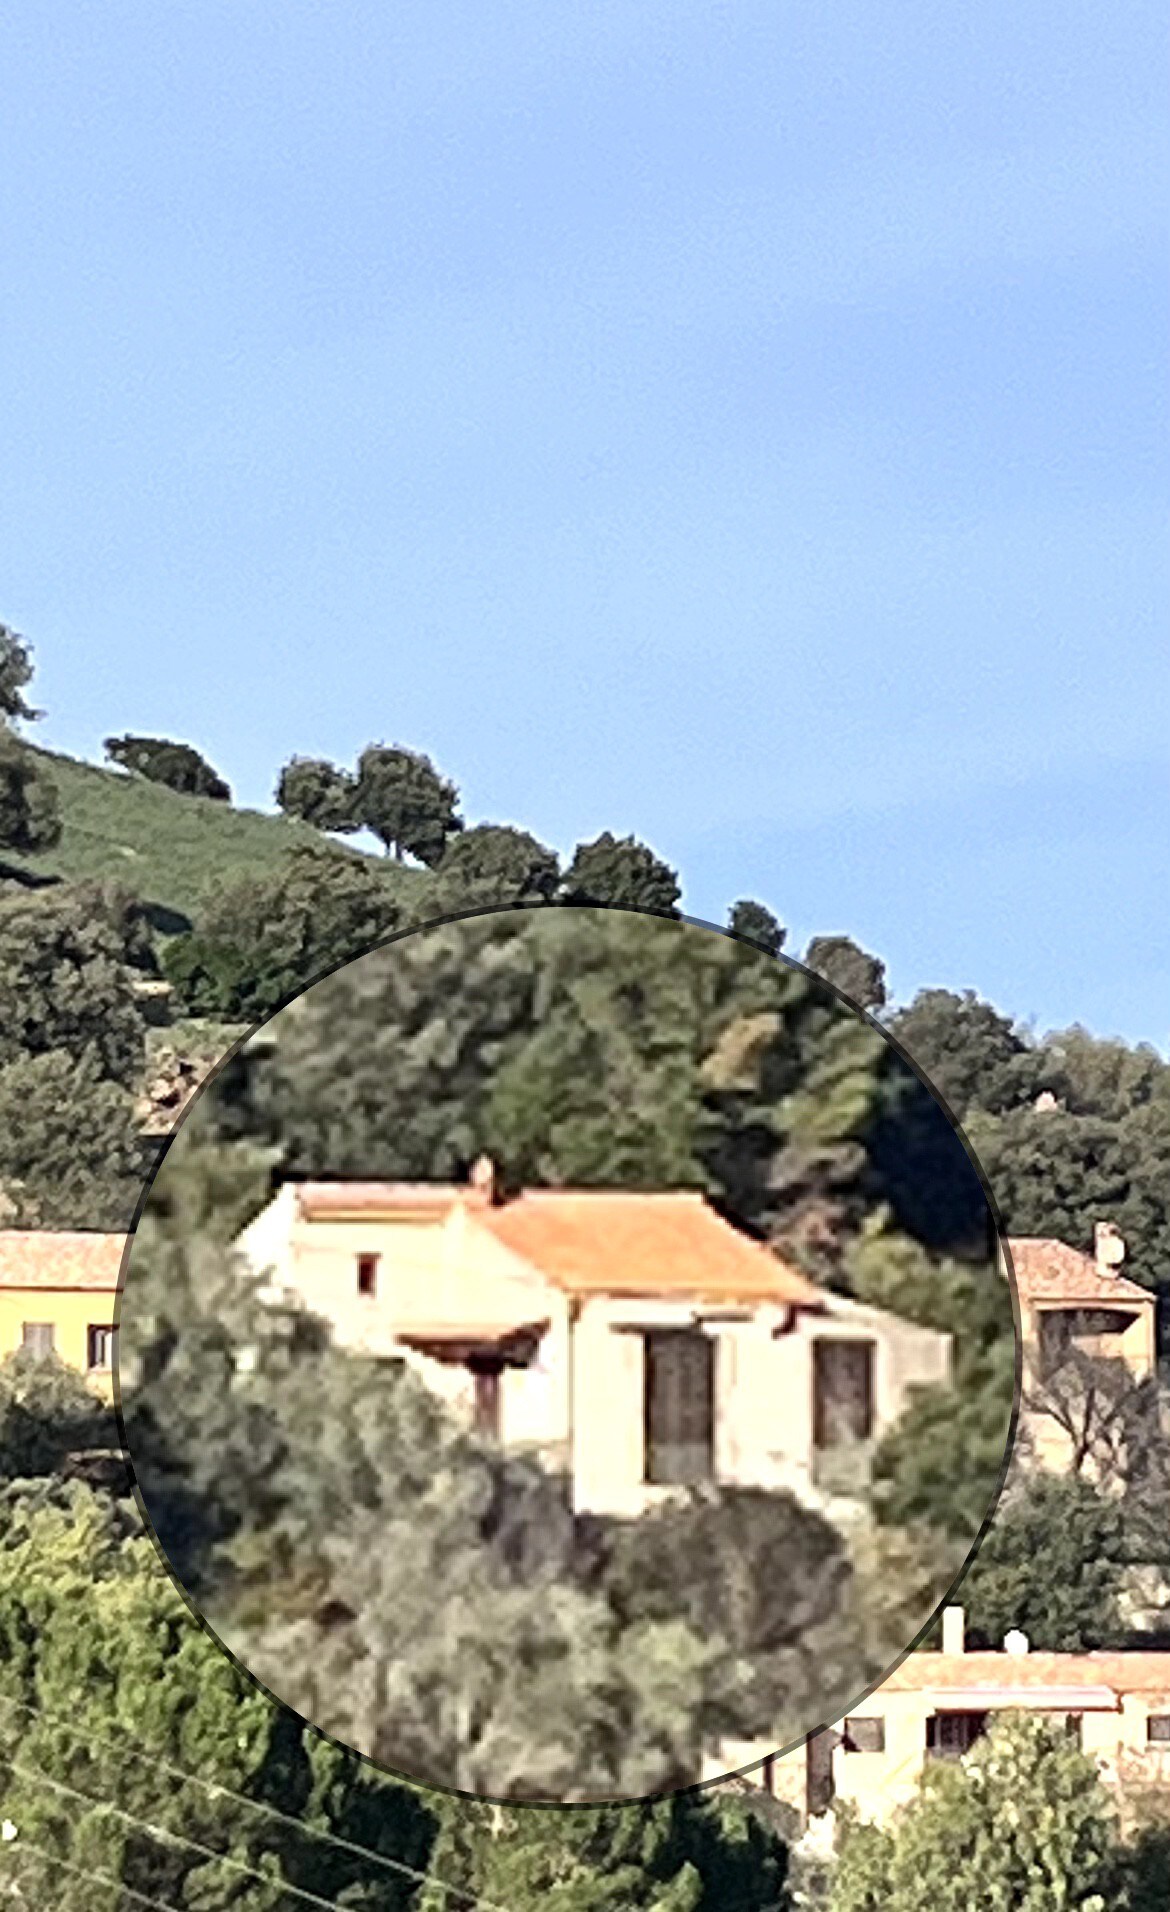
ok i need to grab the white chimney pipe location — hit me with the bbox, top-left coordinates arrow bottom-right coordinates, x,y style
941,1606 -> 965,1656
1094,1222 -> 1126,1276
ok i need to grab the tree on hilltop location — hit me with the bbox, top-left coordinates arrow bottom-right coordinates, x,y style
728,899 -> 786,956
104,733 -> 232,802
274,755 -> 359,833
427,822 -> 561,912
561,832 -> 681,914
354,743 -> 462,864
0,623 -> 41,724
0,625 -> 60,856
805,935 -> 887,1011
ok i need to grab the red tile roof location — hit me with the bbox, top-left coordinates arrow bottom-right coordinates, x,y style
1006,1237 -> 1155,1307
886,1650 -> 1170,1699
291,1178 -> 824,1307
0,1231 -> 124,1292
477,1190 -> 824,1307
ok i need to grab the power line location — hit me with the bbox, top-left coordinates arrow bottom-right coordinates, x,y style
0,1690 -> 502,1911
0,1750 -> 352,1912
0,1828 -> 186,1912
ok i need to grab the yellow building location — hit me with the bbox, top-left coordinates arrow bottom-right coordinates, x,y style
0,1230 -> 122,1397
235,1157 -> 953,1519
721,1607 -> 1170,1828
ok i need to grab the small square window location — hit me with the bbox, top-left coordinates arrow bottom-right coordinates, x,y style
356,1254 -> 379,1298
87,1325 -> 117,1371
842,1716 -> 885,1754
21,1323 -> 55,1358
1147,1715 -> 1170,1744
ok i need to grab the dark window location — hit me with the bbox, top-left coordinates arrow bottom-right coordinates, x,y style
842,1716 -> 885,1753
469,1362 -> 501,1441
356,1253 -> 379,1298
643,1330 -> 716,1485
1147,1715 -> 1170,1744
21,1323 -> 55,1358
926,1711 -> 988,1758
1038,1307 -> 1137,1379
813,1339 -> 875,1448
87,1325 -> 117,1371
806,1728 -> 836,1816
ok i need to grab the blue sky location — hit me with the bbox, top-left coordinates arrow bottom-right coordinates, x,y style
2,4 -> 1166,1044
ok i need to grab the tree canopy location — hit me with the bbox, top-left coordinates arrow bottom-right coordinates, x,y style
104,733 -> 233,801
803,937 -> 887,1012
728,898 -> 786,956
562,832 -> 681,913
274,754 -> 360,832
161,843 -> 404,1020
0,622 -> 40,723
0,732 -> 61,856
827,1713 -> 1126,1912
428,821 -> 561,911
354,742 -> 463,863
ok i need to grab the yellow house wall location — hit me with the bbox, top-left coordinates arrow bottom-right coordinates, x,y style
0,1290 -> 118,1398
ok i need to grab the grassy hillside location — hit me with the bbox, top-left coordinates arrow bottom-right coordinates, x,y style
6,745 -> 419,932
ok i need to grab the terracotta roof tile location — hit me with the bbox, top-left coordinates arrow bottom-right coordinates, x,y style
1006,1237 -> 1155,1307
476,1191 -> 825,1306
0,1231 -> 125,1292
885,1650 -> 1170,1697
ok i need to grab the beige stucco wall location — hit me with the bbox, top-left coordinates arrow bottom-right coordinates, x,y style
1016,1293 -> 1159,1474
725,1683 -> 1170,1829
235,1193 -> 952,1518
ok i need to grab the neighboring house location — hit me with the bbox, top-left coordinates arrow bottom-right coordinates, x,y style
0,1230 -> 123,1397
235,1157 -> 952,1519
1003,1225 -> 1159,1472
719,1607 -> 1170,1828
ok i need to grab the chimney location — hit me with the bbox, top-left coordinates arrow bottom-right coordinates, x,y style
1094,1222 -> 1126,1277
467,1155 -> 499,1206
1003,1628 -> 1030,1656
940,1606 -> 965,1656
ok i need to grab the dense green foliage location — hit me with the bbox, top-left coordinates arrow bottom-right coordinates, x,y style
274,753 -> 360,831
0,1353 -> 791,1909
0,628 -> 60,857
803,938 -> 887,1012
728,898 -> 786,955
418,1790 -> 791,1911
161,843 -> 405,1019
104,732 -> 233,801
561,831 -> 681,913
827,1714 -> 1128,1911
957,1471 -> 1129,1650
0,882 -> 147,1082
0,624 -> 40,723
355,742 -> 463,863
0,731 -> 61,855
428,821 -> 561,911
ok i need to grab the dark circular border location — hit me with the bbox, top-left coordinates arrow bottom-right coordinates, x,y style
112,896 -> 1023,1810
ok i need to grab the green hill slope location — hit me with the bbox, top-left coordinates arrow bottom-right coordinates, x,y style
6,746 -> 418,932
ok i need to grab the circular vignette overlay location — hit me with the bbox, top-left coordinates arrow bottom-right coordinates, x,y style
116,906 -> 1017,1805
